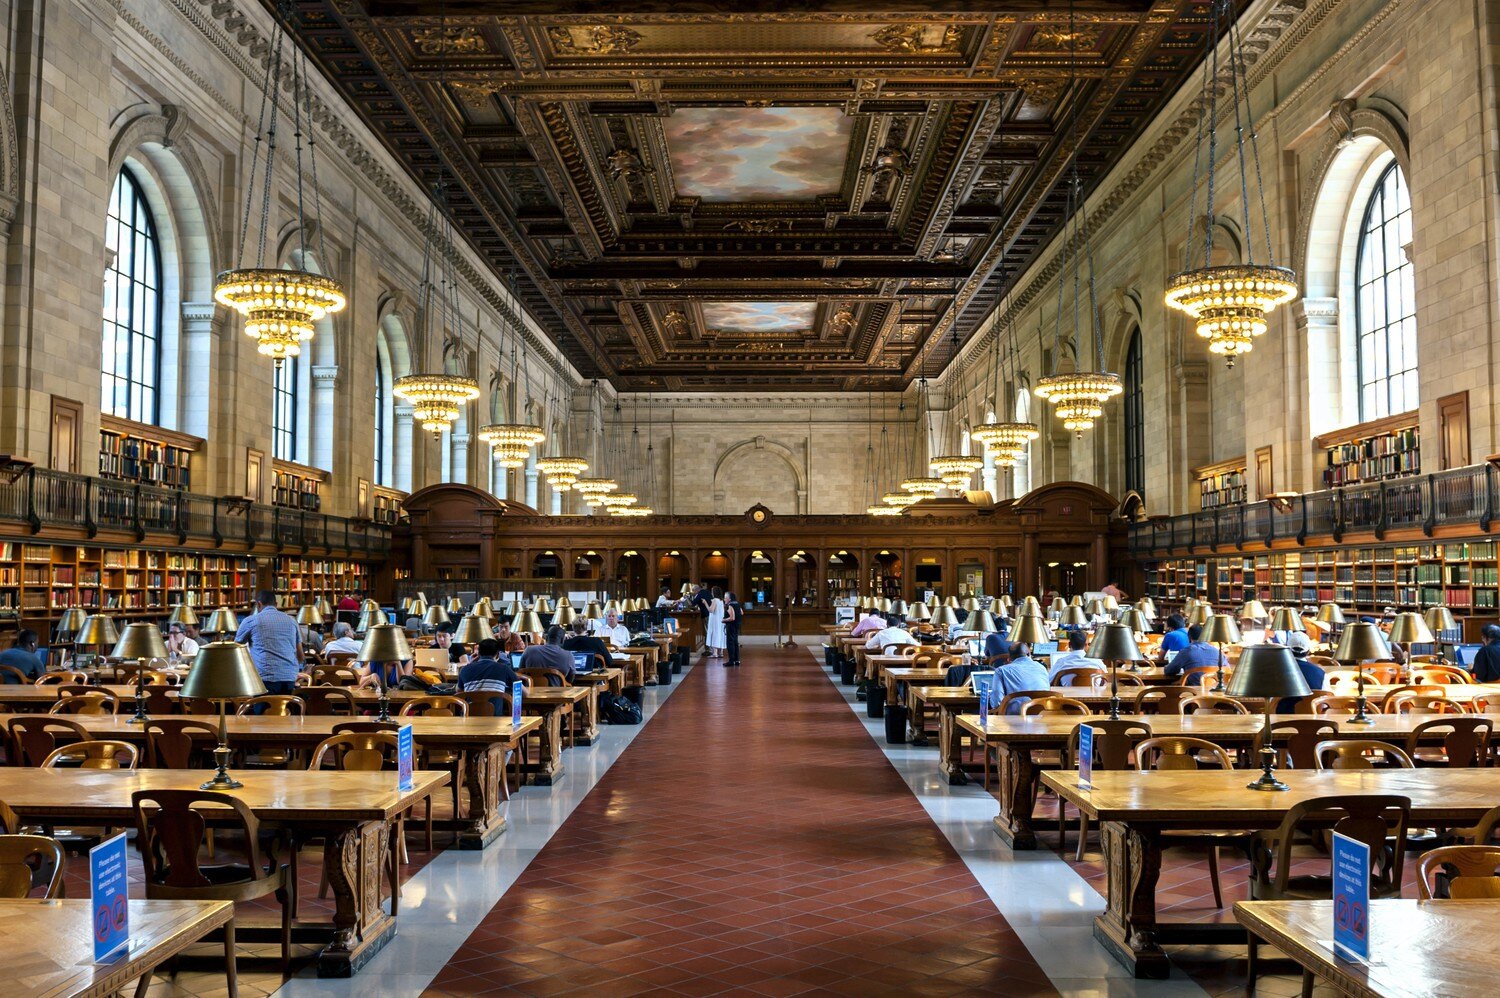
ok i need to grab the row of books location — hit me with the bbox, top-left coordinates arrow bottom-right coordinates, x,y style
1321,427 -> 1420,487
99,430 -> 191,489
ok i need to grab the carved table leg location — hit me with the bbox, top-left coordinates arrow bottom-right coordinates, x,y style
528,706 -> 565,785
317,820 -> 396,977
1093,821 -> 1170,979
909,688 -> 929,746
991,746 -> 1038,849
457,743 -> 509,849
938,707 -> 967,784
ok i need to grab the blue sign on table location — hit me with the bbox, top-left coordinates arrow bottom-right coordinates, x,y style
978,682 -> 990,728
1077,724 -> 1095,790
90,831 -> 130,963
1332,831 -> 1371,962
512,680 -> 524,728
397,723 -> 414,792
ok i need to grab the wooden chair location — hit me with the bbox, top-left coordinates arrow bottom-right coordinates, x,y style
1177,664 -> 1223,688
1387,691 -> 1459,715
0,834 -> 65,898
1416,845 -> 1500,898
1313,739 -> 1415,770
142,718 -> 218,769
1307,694 -> 1363,716
1133,736 -> 1242,907
309,665 -> 359,687
1462,804 -> 1500,844
1254,719 -> 1337,770
995,690 -> 1055,716
0,664 -> 30,684
235,696 -> 306,767
1133,685 -> 1194,715
1379,684 -> 1446,712
140,683 -> 177,715
1060,719 -> 1150,859
884,644 -> 919,658
1246,794 -> 1411,990
49,689 -> 117,715
300,686 -> 357,716
1404,716 -> 1493,767
306,733 -> 404,911
1410,665 -> 1472,685
400,696 -> 469,847
40,740 -> 138,770
34,672 -> 87,686
1019,696 -> 1091,716
132,788 -> 290,979
1051,667 -> 1105,688
323,651 -> 358,671
1323,668 -> 1378,691
519,666 -> 569,688
6,716 -> 89,767
1179,694 -> 1249,715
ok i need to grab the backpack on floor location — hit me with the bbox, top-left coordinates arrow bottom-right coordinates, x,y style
599,691 -> 642,725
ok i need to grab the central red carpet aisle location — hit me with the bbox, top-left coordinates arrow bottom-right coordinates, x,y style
427,645 -> 1057,997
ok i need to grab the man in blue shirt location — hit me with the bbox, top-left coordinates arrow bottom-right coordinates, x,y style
983,621 -> 1011,664
235,590 -> 303,694
1155,613 -> 1190,664
457,638 -> 522,693
1163,624 -> 1226,685
1277,632 -> 1325,710
0,629 -> 43,682
996,645 -> 1051,714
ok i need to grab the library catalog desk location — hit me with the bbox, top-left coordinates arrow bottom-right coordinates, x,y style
1041,768 -> 1500,978
0,769 -> 447,977
1,898 -> 233,997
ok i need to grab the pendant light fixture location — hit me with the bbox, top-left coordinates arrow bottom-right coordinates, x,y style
478,272 -> 547,463
901,380 -> 944,497
536,387 -> 588,494
1164,0 -> 1297,366
864,391 -> 902,515
928,353 -> 982,492
573,380 -> 619,507
214,0 -> 346,365
971,287 -> 1039,464
1034,3 -> 1121,436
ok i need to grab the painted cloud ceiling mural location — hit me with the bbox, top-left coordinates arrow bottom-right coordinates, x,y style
701,301 -> 817,333
664,107 -> 852,201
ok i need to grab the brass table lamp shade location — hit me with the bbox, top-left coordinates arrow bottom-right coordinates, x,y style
1201,614 -> 1242,645
1088,624 -> 1144,663
1425,606 -> 1459,634
1086,598 -> 1106,618
399,597 -> 412,614
505,599 -> 526,618
584,601 -> 603,621
446,597 -> 463,614
181,641 -> 267,790
453,614 -> 495,644
1239,599 -> 1268,620
1050,597 -> 1066,613
76,614 -> 119,647
1059,606 -> 1089,628
907,602 -> 932,622
168,605 -> 199,627
1137,597 -> 1157,618
57,607 -> 89,634
315,598 -> 332,616
407,598 -> 429,618
203,607 -> 238,634
1316,603 -> 1346,626
1020,596 -> 1042,616
1102,595 -> 1119,612
1228,643 -> 1312,791
967,610 -> 999,635
361,599 -> 382,614
553,605 -> 579,627
355,609 -> 384,633
603,600 -> 621,616
1387,611 -> 1435,646
944,596 -> 960,609
889,599 -> 909,617
533,596 -> 554,614
296,605 -> 324,626
1186,604 -> 1212,627
514,610 -> 545,635
998,595 -> 1014,610
1268,608 -> 1305,633
1334,621 -> 1390,663
1069,595 -> 1083,607
1010,614 -> 1051,646
859,596 -> 873,611
932,606 -> 960,629
555,596 -> 572,609
963,597 -> 982,612
1119,609 -> 1150,634
357,623 -> 414,663
473,599 -> 495,619
877,598 -> 893,614
112,622 -> 168,661
424,605 -> 451,628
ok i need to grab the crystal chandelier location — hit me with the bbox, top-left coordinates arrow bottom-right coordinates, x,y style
612,505 -> 655,517
394,374 -> 481,434
901,476 -> 944,496
1035,372 -> 1123,433
867,504 -> 902,516
929,455 -> 984,491
573,477 -> 617,506
479,273 -> 547,461
214,1 -> 345,365
536,455 -> 588,491
1165,0 -> 1297,366
971,275 -> 1039,466
600,492 -> 638,510
881,490 -> 918,508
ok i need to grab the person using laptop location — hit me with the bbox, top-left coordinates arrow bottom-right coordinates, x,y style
324,622 -> 361,655
0,629 -> 43,682
1471,624 -> 1500,682
457,638 -> 521,693
494,619 -> 526,655
564,619 -> 611,672
592,608 -> 631,648
520,625 -> 576,683
995,645 -> 1049,714
1046,630 -> 1103,682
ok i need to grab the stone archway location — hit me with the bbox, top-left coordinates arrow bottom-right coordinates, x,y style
711,436 -> 806,515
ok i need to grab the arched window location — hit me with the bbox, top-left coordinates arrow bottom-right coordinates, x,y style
1354,162 -> 1416,421
1013,388 -> 1032,497
273,358 -> 297,462
373,353 -> 388,487
1123,328 -> 1145,497
101,169 -> 162,423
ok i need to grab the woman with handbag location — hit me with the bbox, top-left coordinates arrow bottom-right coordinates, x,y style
705,586 -> 726,660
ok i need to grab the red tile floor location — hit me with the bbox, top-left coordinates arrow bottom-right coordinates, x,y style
426,647 -> 1058,997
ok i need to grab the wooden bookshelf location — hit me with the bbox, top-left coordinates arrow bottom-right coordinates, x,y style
272,555 -> 371,609
98,415 -> 200,490
372,486 -> 406,526
272,459 -> 327,512
1315,410 -> 1420,488
1193,456 -> 1248,510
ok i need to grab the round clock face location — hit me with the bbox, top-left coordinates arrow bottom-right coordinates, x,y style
752,509 -> 767,522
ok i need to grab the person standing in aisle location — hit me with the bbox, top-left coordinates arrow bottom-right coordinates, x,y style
705,586 -> 726,660
724,591 -> 742,667
235,590 -> 303,697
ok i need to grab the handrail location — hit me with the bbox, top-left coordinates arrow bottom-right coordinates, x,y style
0,466 -> 391,557
1130,463 -> 1495,557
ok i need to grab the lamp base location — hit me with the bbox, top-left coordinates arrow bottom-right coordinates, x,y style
1247,773 -> 1290,792
199,772 -> 244,790
126,713 -> 150,724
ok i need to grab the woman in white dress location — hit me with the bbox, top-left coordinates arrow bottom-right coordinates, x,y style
706,586 -> 726,659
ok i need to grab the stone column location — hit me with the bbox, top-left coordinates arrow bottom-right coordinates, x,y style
311,365 -> 339,475
451,431 -> 470,486
525,468 -> 540,509
394,405 -> 415,493
550,485 -> 563,515
178,303 -> 217,446
492,455 -> 509,499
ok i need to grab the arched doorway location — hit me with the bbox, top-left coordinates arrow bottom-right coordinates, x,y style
532,552 -> 561,579
826,551 -> 858,605
574,552 -> 605,581
657,550 -> 690,598
787,550 -> 816,606
873,551 -> 902,600
743,550 -> 774,608
700,550 -> 730,593
616,551 -> 647,598
911,550 -> 944,602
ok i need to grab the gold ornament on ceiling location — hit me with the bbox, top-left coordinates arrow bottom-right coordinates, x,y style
869,23 -> 962,54
548,25 -> 644,56
1026,25 -> 1105,51
607,147 -> 650,181
412,27 -> 488,56
828,305 -> 855,337
662,309 -> 690,338
722,218 -> 791,235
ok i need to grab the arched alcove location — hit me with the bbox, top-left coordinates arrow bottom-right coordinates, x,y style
711,436 -> 805,514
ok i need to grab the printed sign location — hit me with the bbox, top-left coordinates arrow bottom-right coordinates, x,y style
90,832 -> 130,963
1077,724 -> 1095,790
397,724 -> 414,792
978,681 -> 990,728
512,680 -> 524,728
1332,831 -> 1371,962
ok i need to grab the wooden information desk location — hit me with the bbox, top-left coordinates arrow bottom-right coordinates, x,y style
47,714 -> 537,849
1232,899 -> 1500,998
1041,769 -> 1500,979
0,769 -> 447,977
1,898 -> 233,997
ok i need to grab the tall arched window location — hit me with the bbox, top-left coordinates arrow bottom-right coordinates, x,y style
101,169 -> 162,423
1013,388 -> 1032,497
273,358 -> 297,462
1355,162 -> 1416,421
1123,328 -> 1145,497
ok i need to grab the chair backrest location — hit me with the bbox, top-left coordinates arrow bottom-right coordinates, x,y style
0,664 -> 28,684
308,731 -> 399,771
132,789 -> 264,890
1178,664 -> 1222,687
1468,805 -> 1500,845
459,690 -> 512,717
885,644 -> 919,658
1308,694 -> 1361,716
1258,719 -> 1338,769
0,834 -> 64,898
1308,655 -> 1340,672
1380,685 -> 1446,712
996,690 -> 1053,715
142,719 -> 219,769
6,716 -> 88,767
34,672 -> 87,686
310,665 -> 359,687
1134,736 -> 1232,771
141,684 -> 176,714
142,670 -> 178,686
1053,667 -> 1105,688
40,739 -> 138,770
1020,695 -> 1091,716
1313,738 -> 1415,770
1133,685 -> 1194,714
519,667 -> 568,688
399,695 -> 469,717
1069,719 -> 1151,770
236,694 -> 305,716
1098,672 -> 1145,690
1417,845 -> 1500,899
49,689 -> 117,715
331,720 -> 401,735
1259,794 -> 1411,898
1323,668 -> 1375,691
324,651 -> 358,670
1406,716 -> 1494,767
1179,694 -> 1249,715
1411,665 -> 1472,686
300,686 -> 357,716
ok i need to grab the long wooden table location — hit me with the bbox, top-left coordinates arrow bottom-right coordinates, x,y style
41,714 -> 538,849
1233,899 -> 1500,998
0,769 -> 447,977
1043,768 -> 1500,978
2,898 -> 234,996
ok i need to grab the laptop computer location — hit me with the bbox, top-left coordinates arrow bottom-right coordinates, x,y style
413,648 -> 448,672
1452,644 -> 1483,669
1032,641 -> 1058,659
969,671 -> 996,698
510,652 -> 524,669
966,638 -> 985,659
573,652 -> 595,674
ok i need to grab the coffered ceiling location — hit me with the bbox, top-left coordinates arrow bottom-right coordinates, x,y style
281,0 -> 1231,391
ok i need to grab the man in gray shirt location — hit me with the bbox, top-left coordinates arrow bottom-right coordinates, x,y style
520,625 -> 575,684
235,590 -> 303,694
